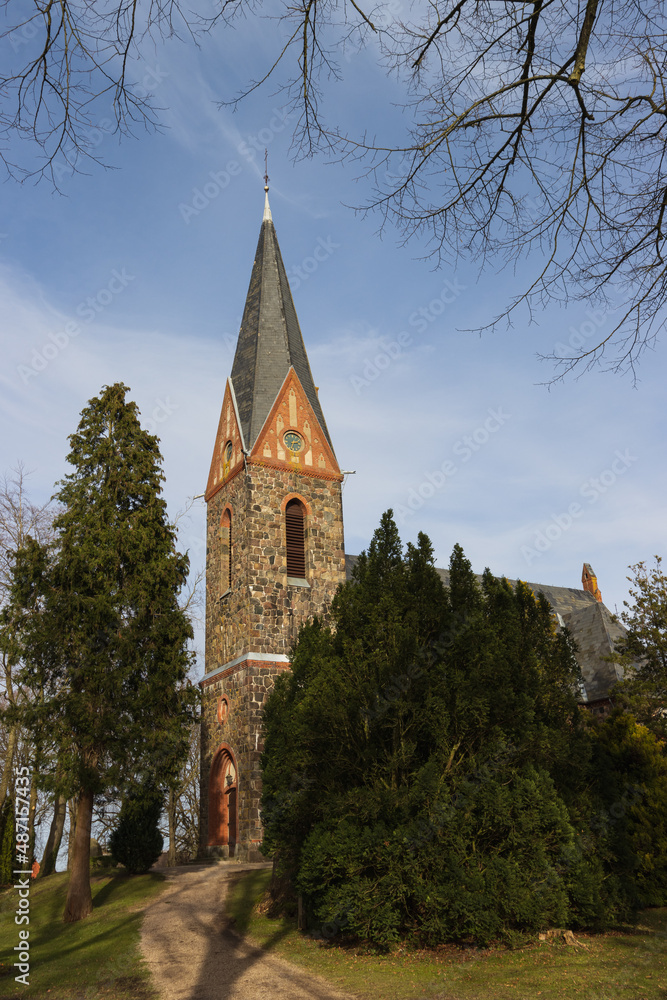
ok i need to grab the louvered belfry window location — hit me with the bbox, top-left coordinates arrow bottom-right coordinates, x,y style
285,499 -> 306,578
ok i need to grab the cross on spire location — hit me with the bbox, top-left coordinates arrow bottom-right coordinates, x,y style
264,149 -> 269,192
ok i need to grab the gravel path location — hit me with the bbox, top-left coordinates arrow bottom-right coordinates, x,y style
140,862 -> 358,1000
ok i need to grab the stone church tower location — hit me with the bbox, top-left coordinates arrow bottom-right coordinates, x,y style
199,190 -> 346,862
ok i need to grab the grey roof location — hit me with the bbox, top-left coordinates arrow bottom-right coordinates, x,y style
344,555 -> 622,701
563,602 -> 625,702
230,204 -> 332,450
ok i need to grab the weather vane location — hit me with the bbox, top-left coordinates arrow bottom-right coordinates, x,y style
264,149 -> 269,192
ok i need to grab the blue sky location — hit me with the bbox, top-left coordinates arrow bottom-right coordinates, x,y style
1,8 -> 665,671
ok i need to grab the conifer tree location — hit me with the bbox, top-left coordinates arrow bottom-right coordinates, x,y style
613,557 -> 667,739
109,783 -> 164,875
261,512 -> 635,947
10,384 -> 196,922
590,710 -> 667,913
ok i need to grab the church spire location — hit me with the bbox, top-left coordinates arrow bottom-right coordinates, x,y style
263,150 -> 272,222
263,190 -> 272,223
230,188 -> 332,451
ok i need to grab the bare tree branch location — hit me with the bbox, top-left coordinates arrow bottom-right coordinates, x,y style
2,1 -> 667,374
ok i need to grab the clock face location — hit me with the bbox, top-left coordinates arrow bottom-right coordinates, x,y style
284,431 -> 303,453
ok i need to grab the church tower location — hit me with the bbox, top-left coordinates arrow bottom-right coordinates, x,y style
199,189 -> 346,862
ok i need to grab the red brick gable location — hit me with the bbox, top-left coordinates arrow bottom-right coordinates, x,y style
250,367 -> 342,480
206,379 -> 245,501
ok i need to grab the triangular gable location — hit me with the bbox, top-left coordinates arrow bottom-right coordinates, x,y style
250,367 -> 341,479
205,379 -> 246,500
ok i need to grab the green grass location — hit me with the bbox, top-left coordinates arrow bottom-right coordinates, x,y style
0,870 -> 167,999
225,869 -> 667,1000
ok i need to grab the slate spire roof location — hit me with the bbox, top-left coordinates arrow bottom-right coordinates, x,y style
230,192 -> 332,450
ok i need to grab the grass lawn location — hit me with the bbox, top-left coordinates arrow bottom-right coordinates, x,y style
226,869 -> 667,1000
0,869 -> 166,999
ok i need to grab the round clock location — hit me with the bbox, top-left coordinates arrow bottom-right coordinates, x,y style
284,431 -> 303,452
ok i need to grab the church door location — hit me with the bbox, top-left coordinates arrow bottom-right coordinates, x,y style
208,746 -> 238,855
226,786 -> 237,850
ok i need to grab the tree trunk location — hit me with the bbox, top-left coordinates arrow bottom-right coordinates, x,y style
67,798 -> 78,870
168,788 -> 176,867
63,788 -> 93,923
39,794 -> 67,877
0,724 -> 19,805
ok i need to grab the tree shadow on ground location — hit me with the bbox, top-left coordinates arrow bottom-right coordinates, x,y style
149,862 -> 354,1000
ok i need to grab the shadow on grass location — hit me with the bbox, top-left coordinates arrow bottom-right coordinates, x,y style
92,871 -> 164,909
224,869 -> 278,936
0,870 -> 167,999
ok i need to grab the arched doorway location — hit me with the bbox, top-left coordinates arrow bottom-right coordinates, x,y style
208,745 -> 237,854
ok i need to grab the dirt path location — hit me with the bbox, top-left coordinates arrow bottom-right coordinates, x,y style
140,862 -> 358,1000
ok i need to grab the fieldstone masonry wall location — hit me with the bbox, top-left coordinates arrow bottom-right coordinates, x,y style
200,460 -> 345,861
200,658 -> 290,862
205,463 -> 345,665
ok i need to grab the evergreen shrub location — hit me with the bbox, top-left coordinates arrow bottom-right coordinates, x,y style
261,512 -> 667,948
110,786 -> 164,874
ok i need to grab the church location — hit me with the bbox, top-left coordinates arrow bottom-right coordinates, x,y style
198,189 -> 626,863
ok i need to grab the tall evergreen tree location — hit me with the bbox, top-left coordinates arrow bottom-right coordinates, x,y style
9,384 -> 196,922
613,557 -> 667,740
261,513 -> 640,947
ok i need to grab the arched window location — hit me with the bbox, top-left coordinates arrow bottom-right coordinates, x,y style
208,746 -> 237,852
221,509 -> 232,593
285,498 -> 306,579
